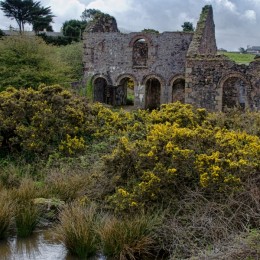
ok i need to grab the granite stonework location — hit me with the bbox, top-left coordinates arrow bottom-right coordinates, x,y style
83,5 -> 260,111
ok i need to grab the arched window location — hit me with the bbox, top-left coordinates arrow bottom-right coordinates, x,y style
133,39 -> 148,67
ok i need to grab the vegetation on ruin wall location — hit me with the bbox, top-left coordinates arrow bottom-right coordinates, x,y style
0,86 -> 259,258
220,51 -> 255,64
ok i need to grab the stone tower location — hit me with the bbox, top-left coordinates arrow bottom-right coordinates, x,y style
187,5 -> 217,56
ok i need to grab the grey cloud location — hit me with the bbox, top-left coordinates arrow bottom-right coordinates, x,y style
0,0 -> 259,50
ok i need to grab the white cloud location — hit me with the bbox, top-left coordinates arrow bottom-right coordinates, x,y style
86,0 -> 133,14
206,0 -> 237,12
39,0 -> 86,30
44,0 -> 85,17
242,9 -> 257,22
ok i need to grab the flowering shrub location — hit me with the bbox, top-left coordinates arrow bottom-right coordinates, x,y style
0,85 -> 91,158
1,89 -> 259,211
104,103 -> 260,211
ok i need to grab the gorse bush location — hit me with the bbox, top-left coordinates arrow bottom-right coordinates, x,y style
0,85 -> 92,158
103,103 -> 260,211
206,108 -> 260,137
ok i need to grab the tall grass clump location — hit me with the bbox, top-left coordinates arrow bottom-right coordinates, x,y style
56,203 -> 100,258
0,189 -> 14,239
99,212 -> 162,260
43,169 -> 90,202
12,179 -> 40,237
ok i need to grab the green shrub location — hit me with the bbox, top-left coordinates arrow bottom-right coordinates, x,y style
0,35 -> 72,90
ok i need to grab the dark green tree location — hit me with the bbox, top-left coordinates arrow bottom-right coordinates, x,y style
0,29 -> 5,37
0,0 -> 54,33
32,14 -> 53,34
80,8 -> 102,22
239,47 -> 246,54
181,21 -> 194,32
62,20 -> 86,40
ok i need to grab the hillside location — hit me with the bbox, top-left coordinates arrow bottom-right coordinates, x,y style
219,51 -> 256,64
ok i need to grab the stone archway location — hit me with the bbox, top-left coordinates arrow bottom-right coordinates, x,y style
117,78 -> 134,106
171,77 -> 185,103
93,76 -> 111,105
219,73 -> 251,111
145,77 -> 161,110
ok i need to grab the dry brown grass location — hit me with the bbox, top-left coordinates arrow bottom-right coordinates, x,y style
158,175 -> 260,259
189,229 -> 260,260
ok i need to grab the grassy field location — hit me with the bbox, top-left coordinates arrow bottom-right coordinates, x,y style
219,51 -> 256,64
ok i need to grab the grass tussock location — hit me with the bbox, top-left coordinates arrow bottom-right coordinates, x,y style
99,212 -> 162,260
12,179 -> 40,237
0,189 -> 14,239
43,170 -> 90,202
56,203 -> 100,258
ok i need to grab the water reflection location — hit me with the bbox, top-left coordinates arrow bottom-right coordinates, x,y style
0,229 -> 103,260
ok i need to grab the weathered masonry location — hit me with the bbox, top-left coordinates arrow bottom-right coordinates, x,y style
83,5 -> 260,111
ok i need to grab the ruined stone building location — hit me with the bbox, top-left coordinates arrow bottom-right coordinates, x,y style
83,5 -> 260,111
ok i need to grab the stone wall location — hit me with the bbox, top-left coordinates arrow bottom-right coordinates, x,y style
185,55 -> 260,111
83,31 -> 193,108
83,5 -> 260,111
185,4 -> 260,111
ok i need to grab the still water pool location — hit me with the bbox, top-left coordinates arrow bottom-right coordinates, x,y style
0,229 -> 104,260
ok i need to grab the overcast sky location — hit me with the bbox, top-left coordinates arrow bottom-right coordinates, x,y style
0,0 -> 260,51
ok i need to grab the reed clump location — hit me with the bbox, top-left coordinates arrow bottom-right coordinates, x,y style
0,189 -> 14,239
99,212 -> 162,260
56,203 -> 100,258
12,179 -> 40,237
